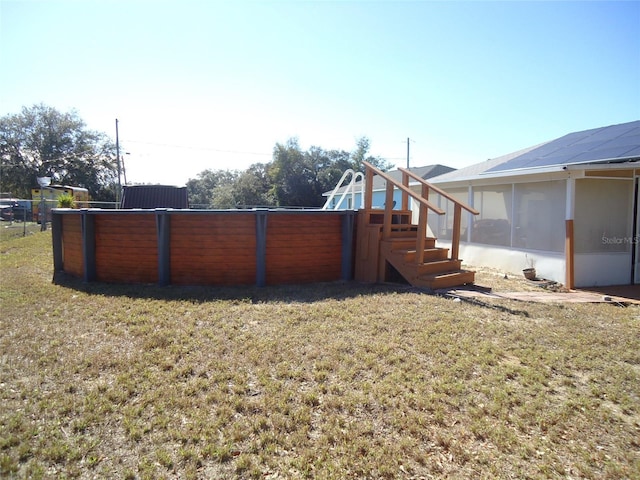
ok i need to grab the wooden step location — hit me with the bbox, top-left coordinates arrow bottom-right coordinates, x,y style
397,248 -> 449,263
373,217 -> 474,289
416,270 -> 476,290
388,226 -> 419,237
414,259 -> 462,276
381,237 -> 437,251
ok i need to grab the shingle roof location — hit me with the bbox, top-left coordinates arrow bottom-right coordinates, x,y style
121,185 -> 189,209
430,120 -> 640,183
428,144 -> 547,183
487,120 -> 640,173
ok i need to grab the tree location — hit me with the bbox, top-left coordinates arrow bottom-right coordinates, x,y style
186,164 -> 273,209
0,104 -> 118,199
210,182 -> 237,209
233,163 -> 273,207
350,136 -> 392,173
185,137 -> 392,208
267,138 -> 327,207
317,148 -> 353,193
185,169 -> 238,208
267,137 -> 391,207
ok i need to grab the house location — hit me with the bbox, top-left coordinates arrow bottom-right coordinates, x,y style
424,120 -> 640,288
323,164 -> 455,210
121,185 -> 189,209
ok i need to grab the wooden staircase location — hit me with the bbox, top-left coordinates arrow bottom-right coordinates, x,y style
355,212 -> 475,290
380,231 -> 475,290
354,162 -> 479,290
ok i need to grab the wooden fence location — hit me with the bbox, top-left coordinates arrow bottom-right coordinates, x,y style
52,209 -> 356,287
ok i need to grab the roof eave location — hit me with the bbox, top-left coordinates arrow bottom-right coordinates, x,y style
564,156 -> 639,171
431,157 -> 638,185
478,156 -> 639,177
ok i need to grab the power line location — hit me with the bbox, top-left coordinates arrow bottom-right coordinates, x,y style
125,139 -> 404,161
125,139 -> 273,157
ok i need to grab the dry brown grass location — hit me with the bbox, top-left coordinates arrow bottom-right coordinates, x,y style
1,231 -> 639,479
468,264 -> 562,293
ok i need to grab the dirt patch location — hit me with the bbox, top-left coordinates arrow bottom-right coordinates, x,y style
457,265 -> 639,304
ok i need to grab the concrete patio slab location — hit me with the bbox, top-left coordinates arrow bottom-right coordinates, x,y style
441,286 -> 640,305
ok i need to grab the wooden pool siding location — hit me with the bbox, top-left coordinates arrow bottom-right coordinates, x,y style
265,214 -> 343,285
60,214 -> 83,278
52,209 -> 356,287
95,213 -> 159,284
169,213 -> 257,286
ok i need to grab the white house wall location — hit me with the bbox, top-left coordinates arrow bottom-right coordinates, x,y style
572,177 -> 634,286
574,178 -> 634,254
574,253 -> 632,287
429,168 -> 638,287
436,240 -> 566,283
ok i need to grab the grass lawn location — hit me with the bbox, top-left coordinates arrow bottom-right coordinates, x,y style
1,231 -> 639,479
0,221 -> 42,241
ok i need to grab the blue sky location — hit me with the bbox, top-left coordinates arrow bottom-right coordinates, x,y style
1,0 -> 639,186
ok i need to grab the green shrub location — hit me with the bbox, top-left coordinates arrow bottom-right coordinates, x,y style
57,193 -> 74,208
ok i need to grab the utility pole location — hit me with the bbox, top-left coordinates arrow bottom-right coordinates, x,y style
122,152 -> 129,185
115,119 -> 121,208
406,137 -> 410,168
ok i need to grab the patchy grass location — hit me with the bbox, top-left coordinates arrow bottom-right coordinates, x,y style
0,221 -> 41,242
1,231 -> 639,479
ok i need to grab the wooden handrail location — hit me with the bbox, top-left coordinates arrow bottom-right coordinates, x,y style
362,161 -> 445,215
398,167 -> 479,215
363,161 -> 479,263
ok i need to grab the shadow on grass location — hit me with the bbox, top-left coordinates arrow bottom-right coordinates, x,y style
441,293 -> 532,317
53,271 -> 423,304
53,272 -> 536,315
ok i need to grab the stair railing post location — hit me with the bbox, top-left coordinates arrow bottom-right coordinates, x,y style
414,183 -> 430,264
383,181 -> 394,240
364,168 -> 374,210
422,183 -> 429,201
416,203 -> 427,264
451,203 -> 462,260
401,171 -> 409,211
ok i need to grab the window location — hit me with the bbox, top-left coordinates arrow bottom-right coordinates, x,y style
574,179 -> 633,253
428,188 -> 469,241
471,186 -> 512,246
513,181 -> 565,252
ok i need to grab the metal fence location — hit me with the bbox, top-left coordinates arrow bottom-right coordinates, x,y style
0,199 -> 120,235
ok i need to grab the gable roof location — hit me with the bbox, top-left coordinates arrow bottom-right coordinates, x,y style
121,185 -> 189,209
488,120 -> 640,173
431,120 -> 640,183
428,144 -> 547,183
